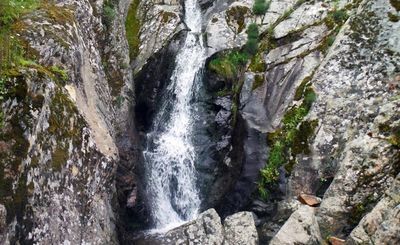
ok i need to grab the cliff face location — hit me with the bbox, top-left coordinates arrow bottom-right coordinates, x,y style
0,0 -> 134,243
0,0 -> 399,244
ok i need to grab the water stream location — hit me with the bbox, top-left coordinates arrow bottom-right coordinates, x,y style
142,0 -> 205,229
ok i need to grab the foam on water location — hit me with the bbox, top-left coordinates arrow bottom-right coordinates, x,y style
143,0 -> 205,229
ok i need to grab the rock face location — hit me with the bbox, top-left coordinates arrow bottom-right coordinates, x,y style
311,0 -> 400,238
0,0 -> 135,243
0,204 -> 6,244
347,174 -> 400,244
202,0 -> 400,244
269,205 -> 322,245
223,212 -> 259,245
135,0 -> 185,71
134,209 -> 258,244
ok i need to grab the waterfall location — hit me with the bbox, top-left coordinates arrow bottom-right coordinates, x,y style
142,0 -> 205,229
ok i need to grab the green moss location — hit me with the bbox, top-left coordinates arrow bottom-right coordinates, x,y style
225,6 -> 251,33
349,196 -> 375,226
0,0 -> 39,26
258,81 -> 318,199
325,8 -> 349,29
388,12 -> 399,22
40,1 -> 75,25
378,123 -> 392,134
388,127 -> 400,148
249,53 -> 265,72
48,89 -> 84,147
390,0 -> 400,11
294,76 -> 312,101
252,74 -> 264,90
51,146 -> 69,171
259,26 -> 276,52
125,0 -> 141,60
292,120 -> 318,155
50,65 -> 68,81
216,88 -> 231,97
209,51 -> 248,80
103,0 -> 116,27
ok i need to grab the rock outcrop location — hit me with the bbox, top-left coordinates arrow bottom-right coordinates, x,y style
134,209 -> 258,244
0,0 -> 135,243
269,205 -> 322,245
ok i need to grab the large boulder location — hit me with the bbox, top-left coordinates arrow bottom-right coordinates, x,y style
269,205 -> 322,245
223,212 -> 258,245
134,209 -> 259,244
347,174 -> 400,244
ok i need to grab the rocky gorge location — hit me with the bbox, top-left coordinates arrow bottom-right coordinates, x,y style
0,0 -> 399,244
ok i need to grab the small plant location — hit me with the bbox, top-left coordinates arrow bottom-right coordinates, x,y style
388,127 -> 400,148
325,8 -> 349,28
253,0 -> 270,16
258,82 -> 318,199
115,95 -> 125,108
0,0 -> 39,27
103,1 -> 116,27
245,23 -> 259,56
326,35 -> 336,47
209,51 -> 248,80
50,66 -> 68,81
246,23 -> 259,39
0,77 -> 6,101
245,38 -> 258,56
0,77 -> 5,128
125,0 -> 141,59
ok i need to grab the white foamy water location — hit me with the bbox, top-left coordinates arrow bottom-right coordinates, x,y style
143,0 -> 205,229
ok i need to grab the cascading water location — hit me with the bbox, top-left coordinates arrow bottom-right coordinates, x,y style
142,0 -> 205,229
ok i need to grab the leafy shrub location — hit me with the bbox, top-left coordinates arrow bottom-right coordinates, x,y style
253,0 -> 270,16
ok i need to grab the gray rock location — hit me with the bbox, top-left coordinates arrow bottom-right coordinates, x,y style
0,204 -> 5,232
270,205 -> 322,245
347,174 -> 400,245
205,1 -> 252,57
136,0 -> 186,71
308,0 -> 400,238
135,209 -> 259,244
223,212 -> 258,245
274,2 -> 329,39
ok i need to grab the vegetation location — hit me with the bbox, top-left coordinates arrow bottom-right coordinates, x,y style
125,0 -> 141,59
209,51 -> 249,81
249,53 -> 265,73
103,0 -> 116,27
253,0 -> 270,16
245,23 -> 259,55
325,8 -> 349,29
258,79 -> 318,200
209,24 -> 260,80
